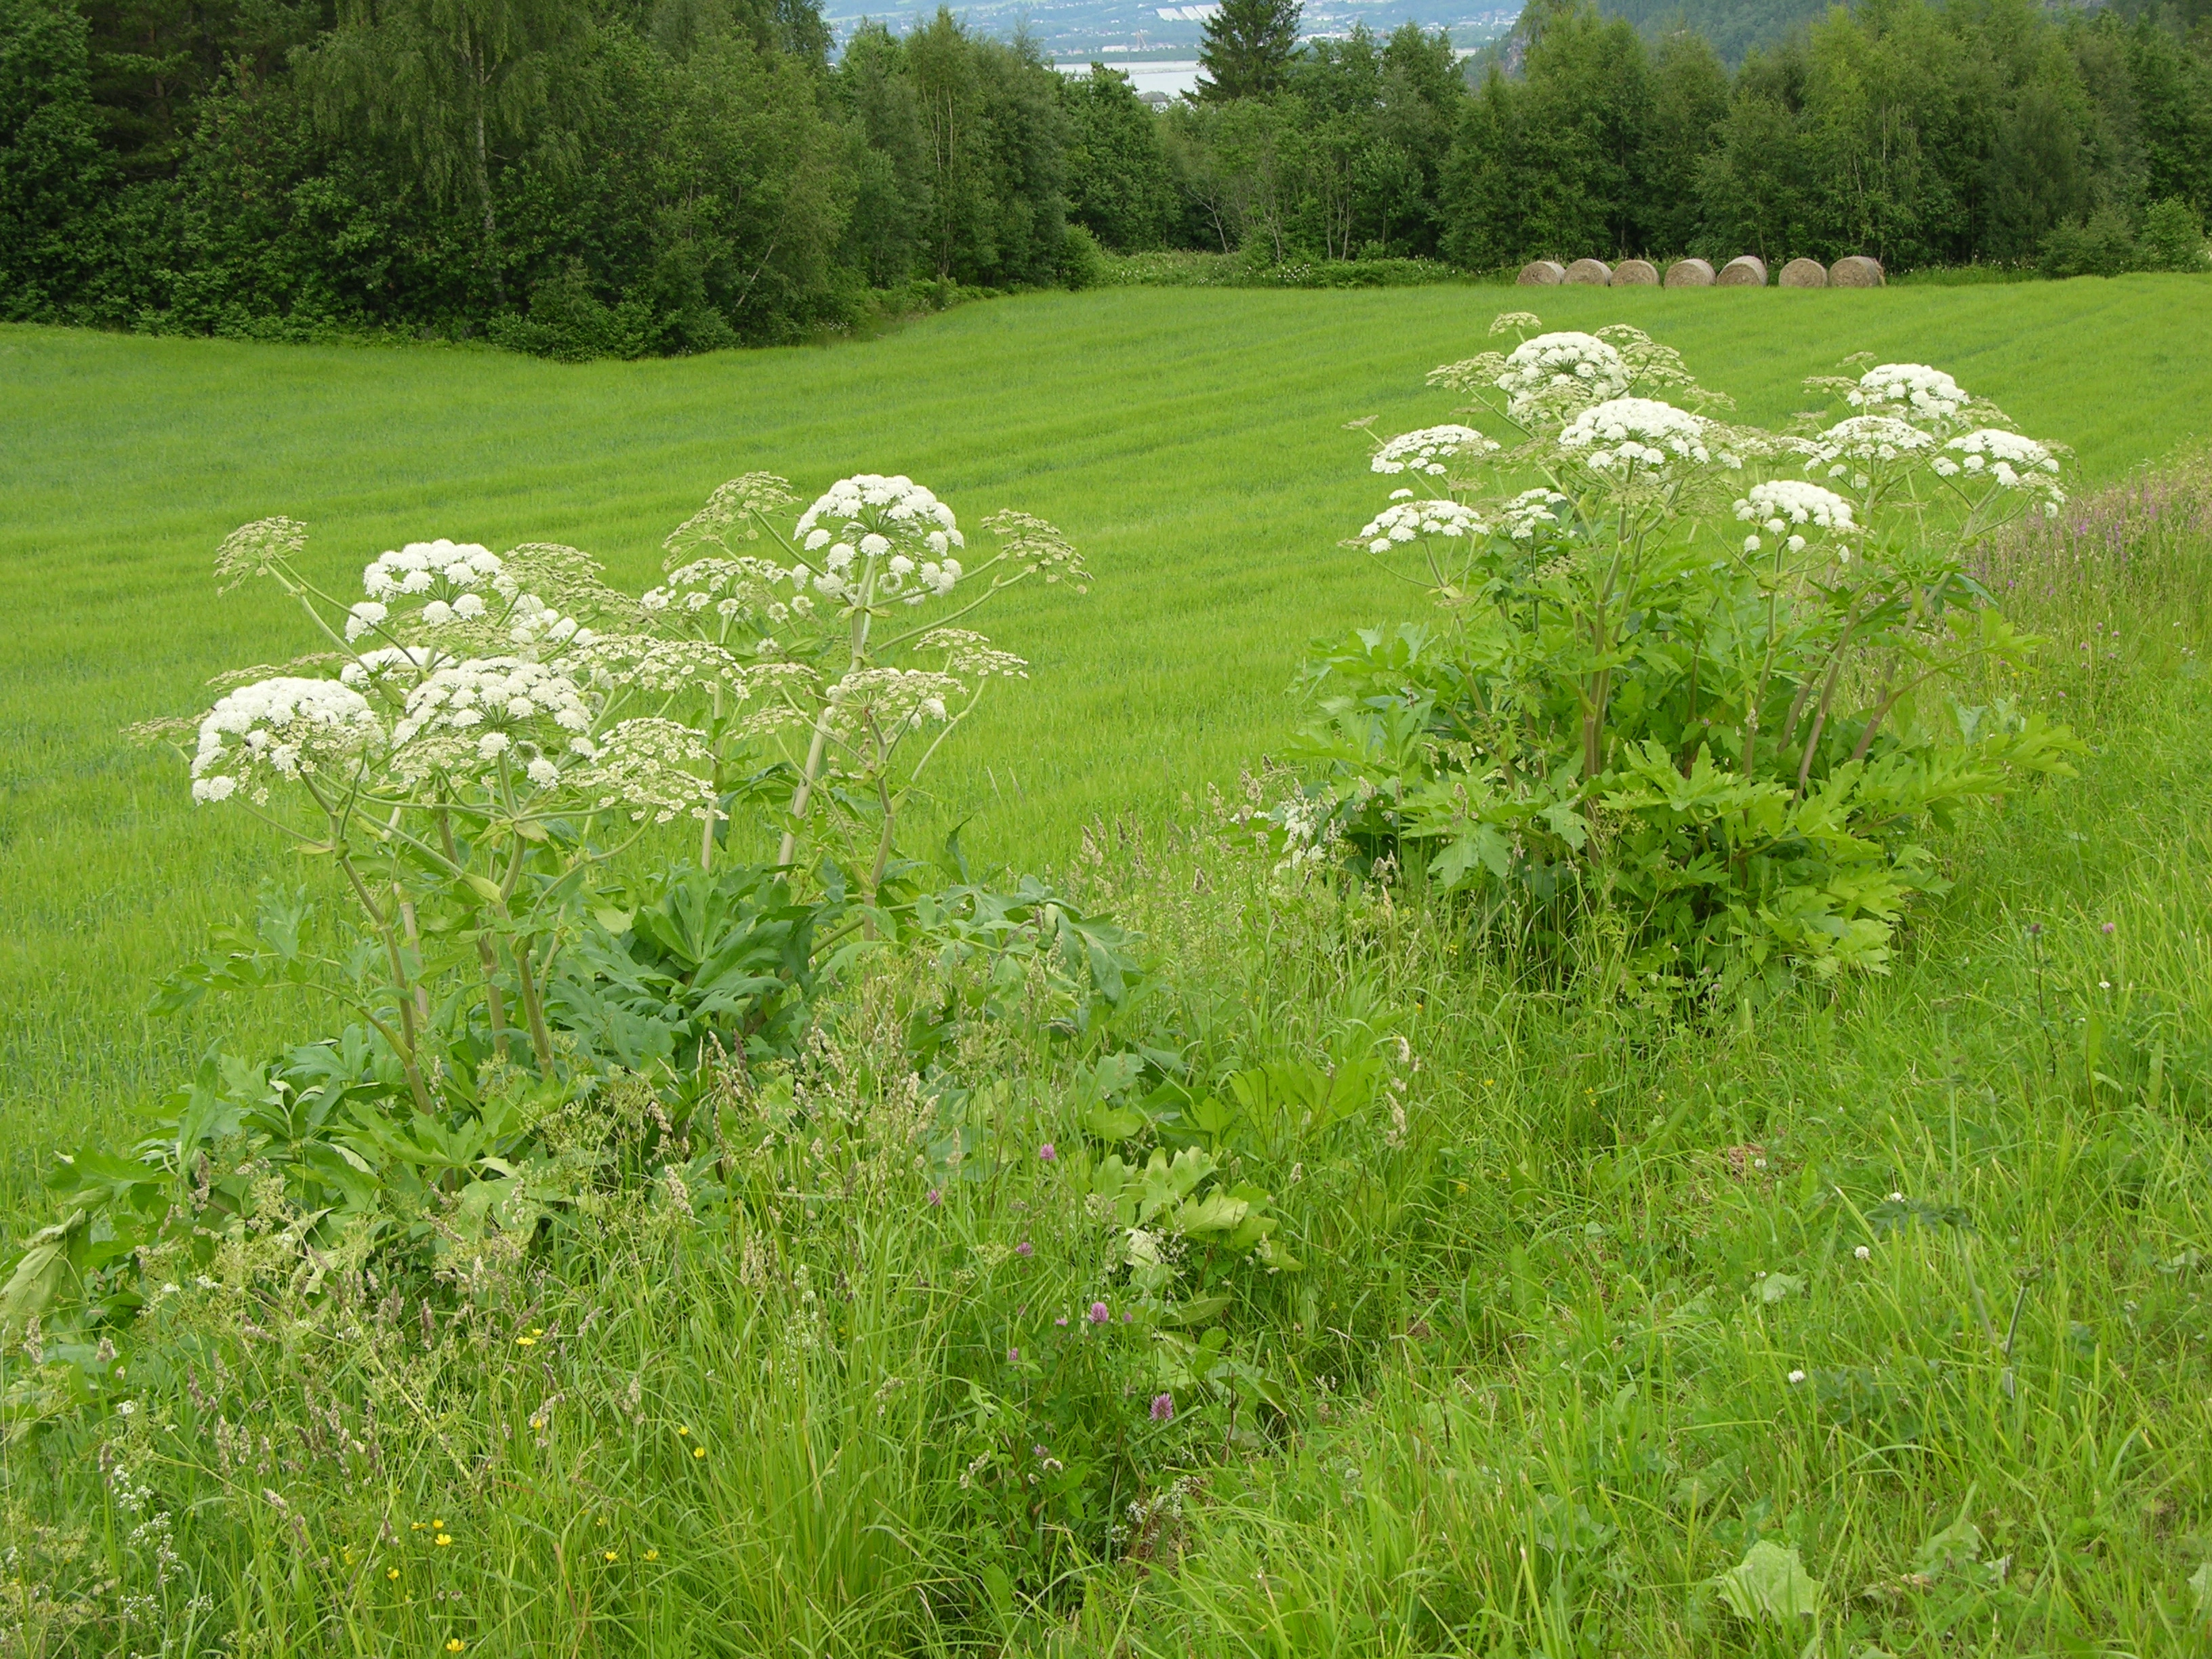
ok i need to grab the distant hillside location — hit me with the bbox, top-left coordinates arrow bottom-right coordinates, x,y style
1595,0 -> 1836,61
1487,0 -> 1837,68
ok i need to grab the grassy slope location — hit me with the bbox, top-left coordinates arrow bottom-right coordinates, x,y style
4,277 -> 2210,1221
3,281 -> 2212,1654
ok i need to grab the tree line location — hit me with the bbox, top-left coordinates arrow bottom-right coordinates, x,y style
3,0 -> 2209,358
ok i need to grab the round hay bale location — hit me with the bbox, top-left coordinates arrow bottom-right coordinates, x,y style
1517,260 -> 1566,286
1779,257 -> 1828,287
1611,259 -> 1660,286
1563,258 -> 1612,285
1662,258 -> 1715,287
1829,254 -> 1885,287
1717,255 -> 1768,287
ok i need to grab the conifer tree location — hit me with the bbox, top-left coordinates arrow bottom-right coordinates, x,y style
1195,0 -> 1300,102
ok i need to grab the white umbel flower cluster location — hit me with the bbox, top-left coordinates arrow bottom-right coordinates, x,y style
1807,415 -> 1936,472
1851,363 -> 1968,426
390,658 -> 592,784
1358,499 -> 1490,554
1494,333 -> 1632,424
1371,425 -> 1499,476
1558,398 -> 1713,472
504,594 -> 594,655
1736,480 -> 1856,556
1497,489 -> 1571,542
363,541 -> 504,602
796,475 -> 965,606
1735,481 -> 1856,531
1937,428 -> 2066,512
338,647 -> 436,708
192,677 -> 384,804
1938,428 -> 2061,481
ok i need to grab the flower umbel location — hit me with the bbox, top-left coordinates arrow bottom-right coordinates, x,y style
191,677 -> 384,805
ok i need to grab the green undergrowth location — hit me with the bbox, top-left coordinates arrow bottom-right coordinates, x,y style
9,283 -> 2212,1225
2,455 -> 2211,1654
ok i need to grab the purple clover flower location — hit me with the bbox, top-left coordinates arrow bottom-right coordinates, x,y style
1088,1302 -> 1110,1324
1150,1393 -> 1174,1422
1016,1241 -> 1034,1258
1038,1142 -> 1057,1163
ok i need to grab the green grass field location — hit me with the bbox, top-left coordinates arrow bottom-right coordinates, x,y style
5,279 -> 2212,1656
6,276 -> 2211,1218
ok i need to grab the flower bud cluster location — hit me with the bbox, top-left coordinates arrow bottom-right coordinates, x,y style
575,718 -> 718,823
914,628 -> 1029,680
823,667 -> 964,739
640,558 -> 815,628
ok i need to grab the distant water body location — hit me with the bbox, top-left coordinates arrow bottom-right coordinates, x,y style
1052,59 -> 1203,98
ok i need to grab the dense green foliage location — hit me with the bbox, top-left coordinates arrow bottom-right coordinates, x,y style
3,293 -> 2212,1651
1448,0 -> 2212,274
0,0 -> 1080,352
1589,0 -> 2212,65
6,0 -> 2211,355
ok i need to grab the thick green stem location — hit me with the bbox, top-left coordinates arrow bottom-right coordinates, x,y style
512,941 -> 555,1070
439,809 -> 508,1060
777,552 -> 880,868
334,846 -> 434,1114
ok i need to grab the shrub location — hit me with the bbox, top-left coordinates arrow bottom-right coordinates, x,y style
1059,222 -> 1109,290
2041,208 -> 2139,279
2137,197 -> 2209,273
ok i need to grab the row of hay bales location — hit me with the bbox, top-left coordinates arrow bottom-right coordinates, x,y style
1517,255 -> 1885,288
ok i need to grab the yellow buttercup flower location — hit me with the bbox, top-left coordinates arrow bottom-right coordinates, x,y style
516,1336 -> 536,1347
644,1549 -> 659,1561
388,1568 -> 401,1580
447,1641 -> 467,1654
434,1534 -> 453,1547
676,1426 -> 690,1437
691,1446 -> 705,1460
603,1550 -> 618,1562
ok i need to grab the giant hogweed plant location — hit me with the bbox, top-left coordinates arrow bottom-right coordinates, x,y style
1280,314 -> 2083,988
0,474 -> 1113,1350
